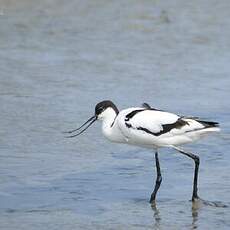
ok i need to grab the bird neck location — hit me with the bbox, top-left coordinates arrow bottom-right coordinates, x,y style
100,109 -> 126,143
102,109 -> 117,128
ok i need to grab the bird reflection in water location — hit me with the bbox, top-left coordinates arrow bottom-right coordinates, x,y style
191,201 -> 199,229
151,200 -> 228,230
191,199 -> 228,229
150,202 -> 199,230
151,203 -> 161,229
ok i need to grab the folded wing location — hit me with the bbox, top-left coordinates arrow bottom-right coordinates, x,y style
117,108 -> 219,142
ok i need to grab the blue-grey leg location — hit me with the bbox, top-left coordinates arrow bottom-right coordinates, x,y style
173,146 -> 199,201
150,151 -> 162,203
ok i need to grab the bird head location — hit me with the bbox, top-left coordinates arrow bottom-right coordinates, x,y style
64,100 -> 118,138
95,100 -> 119,120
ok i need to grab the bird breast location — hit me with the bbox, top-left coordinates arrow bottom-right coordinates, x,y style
102,119 -> 126,143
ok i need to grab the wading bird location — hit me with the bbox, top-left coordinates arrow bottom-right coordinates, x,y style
65,100 -> 220,203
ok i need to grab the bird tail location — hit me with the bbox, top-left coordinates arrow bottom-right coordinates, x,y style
195,120 -> 219,128
192,119 -> 220,135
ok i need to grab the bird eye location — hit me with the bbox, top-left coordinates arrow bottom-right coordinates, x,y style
100,107 -> 105,112
96,106 -> 105,114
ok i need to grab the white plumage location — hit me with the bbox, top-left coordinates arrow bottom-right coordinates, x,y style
98,105 -> 220,148
65,100 -> 220,204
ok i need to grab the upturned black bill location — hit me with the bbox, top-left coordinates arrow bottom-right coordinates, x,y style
65,116 -> 97,138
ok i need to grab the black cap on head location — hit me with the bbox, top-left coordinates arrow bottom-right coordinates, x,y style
64,100 -> 119,138
95,100 -> 119,116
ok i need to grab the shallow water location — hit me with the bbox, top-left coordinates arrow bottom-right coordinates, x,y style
0,0 -> 230,229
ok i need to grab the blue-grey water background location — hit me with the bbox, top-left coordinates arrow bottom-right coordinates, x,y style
0,0 -> 230,229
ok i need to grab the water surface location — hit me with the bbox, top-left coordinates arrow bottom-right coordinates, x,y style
0,0 -> 230,229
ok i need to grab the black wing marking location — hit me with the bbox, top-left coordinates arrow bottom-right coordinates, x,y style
126,118 -> 188,136
126,104 -> 161,122
154,118 -> 188,136
142,103 -> 151,109
125,109 -> 144,121
125,123 -> 132,128
142,102 -> 161,111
